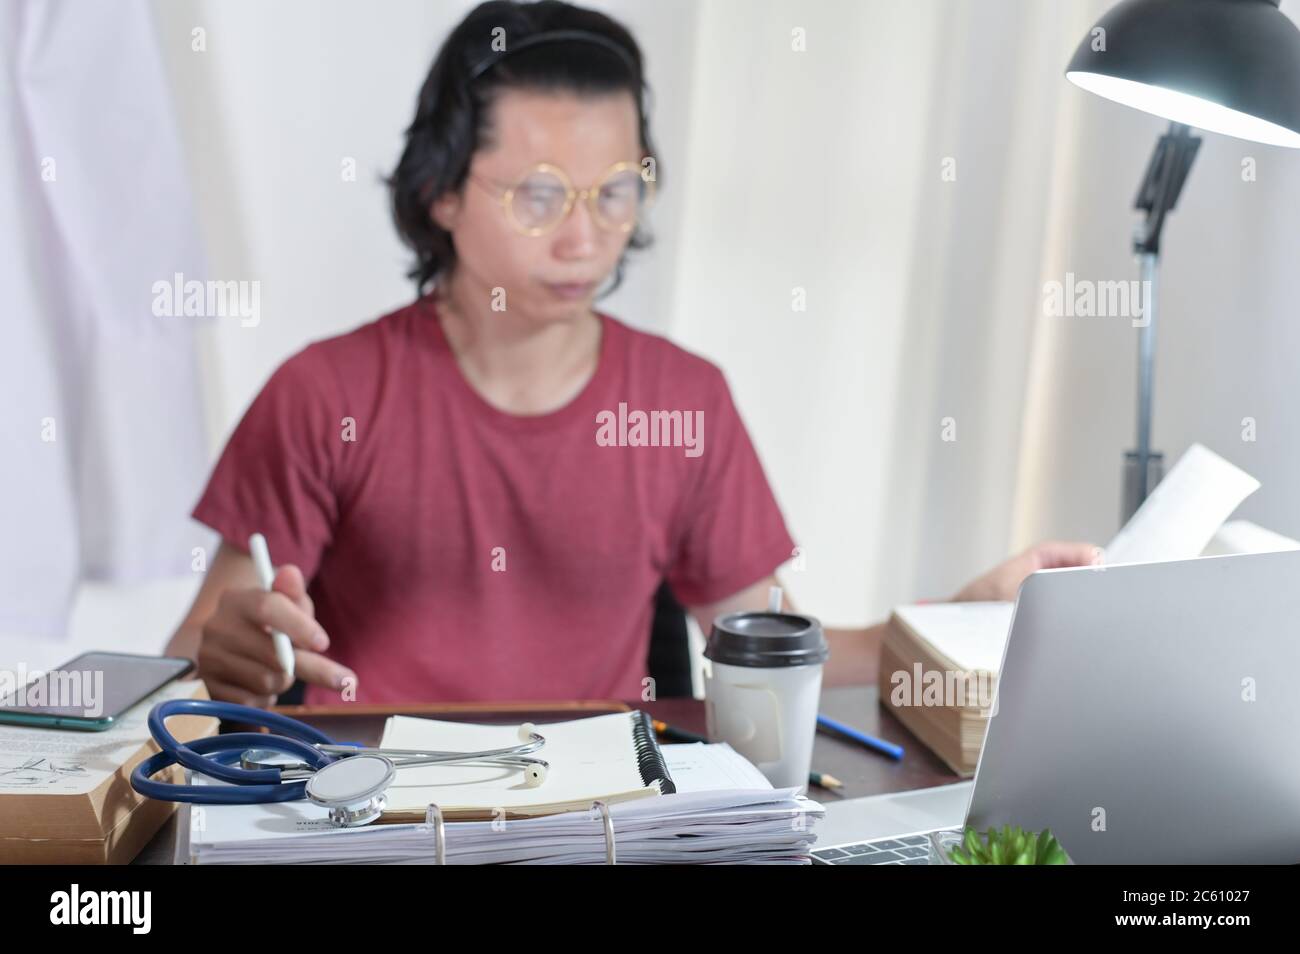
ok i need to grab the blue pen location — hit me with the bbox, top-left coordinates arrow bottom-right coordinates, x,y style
817,714 -> 905,761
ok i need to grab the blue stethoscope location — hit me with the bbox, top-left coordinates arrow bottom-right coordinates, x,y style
131,699 -> 549,827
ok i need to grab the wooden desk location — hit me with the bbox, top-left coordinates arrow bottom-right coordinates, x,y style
133,684 -> 957,863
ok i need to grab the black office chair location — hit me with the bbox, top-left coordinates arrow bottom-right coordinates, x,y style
645,580 -> 694,698
276,580 -> 695,705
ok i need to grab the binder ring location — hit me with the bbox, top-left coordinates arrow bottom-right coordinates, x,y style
424,803 -> 446,865
591,799 -> 616,865
423,801 -> 614,864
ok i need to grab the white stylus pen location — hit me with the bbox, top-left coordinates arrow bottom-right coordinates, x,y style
248,532 -> 296,679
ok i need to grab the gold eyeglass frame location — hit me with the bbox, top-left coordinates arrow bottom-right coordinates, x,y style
470,160 -> 656,237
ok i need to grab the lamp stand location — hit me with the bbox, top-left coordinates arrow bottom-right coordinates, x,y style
1122,122 -> 1200,523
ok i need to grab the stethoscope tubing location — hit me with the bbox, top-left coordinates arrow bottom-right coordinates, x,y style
131,698 -> 549,806
132,699 -> 342,804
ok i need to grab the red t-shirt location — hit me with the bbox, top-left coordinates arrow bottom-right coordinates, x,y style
191,295 -> 796,704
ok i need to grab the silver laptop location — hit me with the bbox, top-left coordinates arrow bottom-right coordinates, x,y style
814,550 -> 1300,864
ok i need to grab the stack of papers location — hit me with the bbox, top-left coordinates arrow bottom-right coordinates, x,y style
183,742 -> 825,864
1102,443 -> 1260,565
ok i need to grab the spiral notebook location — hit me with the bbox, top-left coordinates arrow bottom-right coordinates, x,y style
376,710 -> 676,821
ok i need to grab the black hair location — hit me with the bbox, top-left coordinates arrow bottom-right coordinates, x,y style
388,0 -> 658,296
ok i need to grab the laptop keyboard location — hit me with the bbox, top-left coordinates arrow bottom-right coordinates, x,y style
812,833 -> 934,864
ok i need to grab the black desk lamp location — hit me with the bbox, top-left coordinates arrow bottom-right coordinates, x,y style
1065,0 -> 1300,520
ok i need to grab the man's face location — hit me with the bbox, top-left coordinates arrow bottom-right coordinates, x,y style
433,88 -> 644,322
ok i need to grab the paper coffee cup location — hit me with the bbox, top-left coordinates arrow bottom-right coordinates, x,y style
702,611 -> 828,789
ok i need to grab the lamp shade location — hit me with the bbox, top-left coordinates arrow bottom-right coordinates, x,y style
1065,0 -> 1300,147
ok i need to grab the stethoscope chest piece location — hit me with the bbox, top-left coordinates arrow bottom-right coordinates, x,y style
305,754 -> 396,828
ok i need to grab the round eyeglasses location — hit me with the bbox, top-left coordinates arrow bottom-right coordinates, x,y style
469,160 -> 655,237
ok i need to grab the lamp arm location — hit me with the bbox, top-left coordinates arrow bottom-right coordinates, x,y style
1121,121 -> 1202,521
1132,121 -> 1201,256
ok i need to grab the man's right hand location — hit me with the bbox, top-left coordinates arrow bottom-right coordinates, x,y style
196,563 -> 356,707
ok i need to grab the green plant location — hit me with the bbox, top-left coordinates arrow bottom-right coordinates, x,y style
946,825 -> 1070,865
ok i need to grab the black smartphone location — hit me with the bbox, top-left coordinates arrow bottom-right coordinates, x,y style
0,651 -> 195,731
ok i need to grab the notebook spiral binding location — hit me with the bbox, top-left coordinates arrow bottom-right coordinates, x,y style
631,710 -> 677,794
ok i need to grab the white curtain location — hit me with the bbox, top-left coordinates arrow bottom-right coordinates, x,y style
0,0 -> 211,640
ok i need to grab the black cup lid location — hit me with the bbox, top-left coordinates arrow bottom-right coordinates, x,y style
704,611 -> 828,668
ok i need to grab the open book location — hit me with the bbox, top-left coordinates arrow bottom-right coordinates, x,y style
377,709 -> 676,821
0,679 -> 216,862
